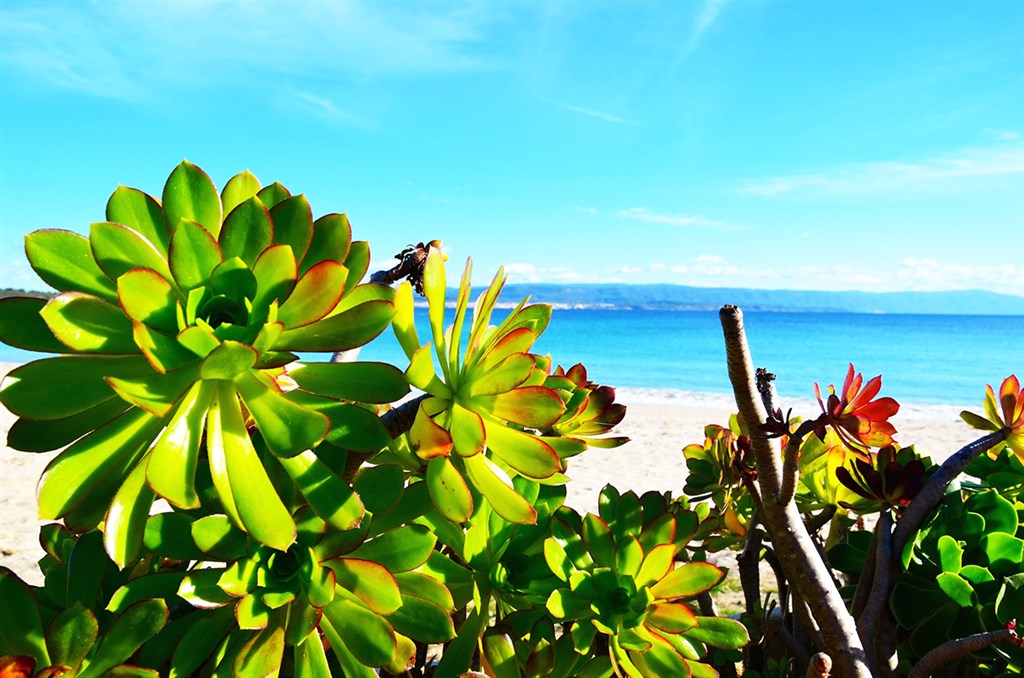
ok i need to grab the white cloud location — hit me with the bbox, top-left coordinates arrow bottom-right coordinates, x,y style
617,207 -> 739,230
672,0 -> 727,66
504,263 -> 597,284
737,146 -> 1024,198
552,102 -> 638,126
0,1 -> 502,101
574,206 -> 598,214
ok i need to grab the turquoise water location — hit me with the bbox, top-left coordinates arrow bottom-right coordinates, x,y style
2,308 -> 1020,406
358,309 -> 1024,406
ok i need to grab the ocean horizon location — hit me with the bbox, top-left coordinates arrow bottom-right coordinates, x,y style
1,308 -> 1020,409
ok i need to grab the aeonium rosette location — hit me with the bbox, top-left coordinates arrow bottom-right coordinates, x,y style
0,161 -> 407,565
961,374 -> 1024,464
814,363 -> 899,451
391,250 -> 624,525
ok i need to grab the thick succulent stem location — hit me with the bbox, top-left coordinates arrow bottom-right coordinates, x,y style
720,305 -> 871,677
890,430 -> 1006,558
907,629 -> 1021,678
857,508 -> 892,667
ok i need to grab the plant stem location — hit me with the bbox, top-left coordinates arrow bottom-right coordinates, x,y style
719,305 -> 871,677
907,629 -> 1021,678
857,508 -> 892,668
890,430 -> 1006,559
806,653 -> 833,678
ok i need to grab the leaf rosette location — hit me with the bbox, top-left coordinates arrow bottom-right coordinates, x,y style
543,486 -> 748,677
0,161 -> 404,564
393,252 -> 623,525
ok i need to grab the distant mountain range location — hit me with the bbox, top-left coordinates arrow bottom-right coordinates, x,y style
4,285 -> 1022,316
487,284 -> 1024,316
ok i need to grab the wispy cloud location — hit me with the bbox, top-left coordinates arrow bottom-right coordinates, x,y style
673,0 -> 727,66
553,102 -> 638,126
287,92 -> 364,126
0,1 -> 501,101
617,207 -> 740,230
737,146 -> 1024,198
504,263 -> 597,284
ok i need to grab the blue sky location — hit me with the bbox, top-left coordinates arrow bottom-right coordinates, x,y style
1,0 -> 1022,295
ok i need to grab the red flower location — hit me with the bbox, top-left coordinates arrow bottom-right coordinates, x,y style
814,364 -> 900,450
961,375 -> 1024,464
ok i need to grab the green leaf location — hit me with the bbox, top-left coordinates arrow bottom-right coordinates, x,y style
133,322 -> 199,373
117,268 -> 180,334
199,341 -> 256,380
146,379 -> 213,508
631,631 -> 689,677
426,456 -> 473,523
25,229 -> 118,302
77,599 -> 168,678
0,569 -> 50,666
177,569 -> 234,609
235,370 -> 329,457
684,616 -> 749,651
464,452 -> 537,524
107,572 -> 188,614
38,292 -> 137,354
142,513 -> 202,561
432,607 -> 487,678
583,514 -> 616,569
46,602 -> 98,671
189,514 -> 247,560
965,489 -> 1018,536
168,606 -> 235,678
391,282 -> 420,360
168,220 -> 223,292
322,596 -> 396,668
327,559 -> 402,615
936,572 -> 976,607
615,536 -> 644,578
0,296 -> 69,353
0,355 -> 149,419
7,397 -> 128,452
251,244 -> 297,313
273,299 -> 395,352
270,194 -> 314,263
983,533 -> 1024,576
105,364 -> 198,418
210,384 -> 296,550
277,261 -> 348,330
106,185 -> 169,256
278,449 -> 365,531
234,609 -> 286,678
937,535 -> 964,574
104,458 -> 157,567
347,525 -> 437,573
477,386 -> 566,428
236,592 -> 272,630
37,408 -> 160,520
90,222 -> 173,285
353,463 -> 405,515
162,160 -> 222,237
481,417 -> 561,479
650,562 -> 725,601
449,402 -> 485,457
301,213 -> 352,275
342,241 -> 371,292
467,352 -> 536,396
388,594 -> 457,644
637,543 -> 677,589
647,602 -> 698,634
289,361 -> 409,404
309,398 -> 390,452
221,170 -> 262,217
219,196 -> 273,268
256,181 -> 291,209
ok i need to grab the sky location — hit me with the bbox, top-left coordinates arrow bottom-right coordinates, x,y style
1,0 -> 1022,296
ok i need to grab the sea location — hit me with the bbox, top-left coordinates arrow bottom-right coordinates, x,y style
357,308 -> 1024,408
1,308 -> 1020,408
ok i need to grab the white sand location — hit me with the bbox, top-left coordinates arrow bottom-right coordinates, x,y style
0,363 -> 984,585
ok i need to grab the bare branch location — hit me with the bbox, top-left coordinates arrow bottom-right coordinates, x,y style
805,652 -> 833,678
908,628 -> 1021,678
891,430 -> 1006,558
857,508 -> 893,667
719,305 -> 871,677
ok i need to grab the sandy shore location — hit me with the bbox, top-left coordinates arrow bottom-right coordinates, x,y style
0,362 -> 984,586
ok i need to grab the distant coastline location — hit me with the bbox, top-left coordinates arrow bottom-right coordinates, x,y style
5,282 -> 1023,316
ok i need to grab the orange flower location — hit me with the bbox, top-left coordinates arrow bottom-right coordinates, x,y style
814,363 -> 899,450
961,375 -> 1024,463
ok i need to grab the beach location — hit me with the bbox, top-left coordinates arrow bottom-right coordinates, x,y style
0,362 -> 984,586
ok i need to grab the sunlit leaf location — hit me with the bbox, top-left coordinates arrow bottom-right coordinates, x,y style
106,185 -> 168,256
162,160 -> 222,237
25,229 -> 118,303
0,296 -> 73,353
146,380 -> 214,508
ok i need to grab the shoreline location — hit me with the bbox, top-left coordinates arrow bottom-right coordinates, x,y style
1,363 -> 986,586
